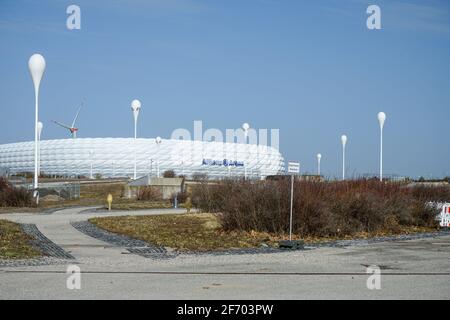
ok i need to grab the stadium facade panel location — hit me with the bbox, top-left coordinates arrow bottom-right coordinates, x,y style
0,138 -> 285,178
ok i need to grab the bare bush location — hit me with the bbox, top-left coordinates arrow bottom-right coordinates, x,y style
191,179 -> 447,237
0,177 -> 32,207
171,191 -> 189,204
163,170 -> 176,178
137,186 -> 163,201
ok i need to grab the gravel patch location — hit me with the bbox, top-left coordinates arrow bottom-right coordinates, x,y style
0,257 -> 70,268
305,230 -> 450,249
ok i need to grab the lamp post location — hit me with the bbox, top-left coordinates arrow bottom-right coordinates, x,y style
28,53 -> 46,204
155,136 -> 162,177
112,161 -> 115,178
242,122 -> 249,179
89,150 -> 94,179
316,153 -> 322,176
131,99 -> 141,180
37,121 -> 43,177
377,112 -> 386,182
341,135 -> 347,180
149,158 -> 153,176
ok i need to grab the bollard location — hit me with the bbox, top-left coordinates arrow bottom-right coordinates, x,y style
107,193 -> 113,211
185,197 -> 192,214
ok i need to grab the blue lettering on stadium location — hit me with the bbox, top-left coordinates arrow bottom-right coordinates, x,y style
202,159 -> 244,167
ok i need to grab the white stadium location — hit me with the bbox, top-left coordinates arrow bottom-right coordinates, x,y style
0,138 -> 285,179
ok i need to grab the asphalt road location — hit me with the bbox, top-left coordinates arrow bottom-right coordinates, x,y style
0,207 -> 449,299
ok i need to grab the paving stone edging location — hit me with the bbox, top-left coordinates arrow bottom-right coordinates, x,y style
0,224 -> 75,267
21,224 -> 75,260
71,221 -> 174,259
71,221 -> 299,258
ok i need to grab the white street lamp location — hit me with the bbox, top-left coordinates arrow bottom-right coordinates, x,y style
242,122 -> 250,180
317,153 -> 322,176
28,53 -> 46,203
111,161 -> 115,178
377,112 -> 386,182
37,121 -> 43,177
341,135 -> 347,180
89,150 -> 94,179
149,158 -> 153,176
131,99 -> 141,180
155,136 -> 162,178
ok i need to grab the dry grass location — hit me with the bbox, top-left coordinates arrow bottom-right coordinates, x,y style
89,213 -> 276,251
98,200 -> 173,211
0,220 -> 41,259
80,182 -> 126,200
89,213 -> 437,252
0,198 -> 176,214
0,181 -> 173,213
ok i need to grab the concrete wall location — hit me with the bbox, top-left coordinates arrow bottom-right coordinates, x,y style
126,177 -> 184,199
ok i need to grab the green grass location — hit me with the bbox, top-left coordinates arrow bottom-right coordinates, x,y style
0,220 -> 41,259
90,213 -> 276,251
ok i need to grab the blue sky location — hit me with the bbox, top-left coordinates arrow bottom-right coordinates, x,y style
0,0 -> 449,178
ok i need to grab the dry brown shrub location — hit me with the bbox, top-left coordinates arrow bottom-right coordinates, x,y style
191,179 -> 447,237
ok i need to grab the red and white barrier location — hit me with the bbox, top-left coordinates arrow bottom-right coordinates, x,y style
439,203 -> 450,228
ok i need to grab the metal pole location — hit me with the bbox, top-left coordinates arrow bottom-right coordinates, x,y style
289,174 -> 294,241
318,158 -> 321,176
29,54 -> 45,205
380,127 -> 383,181
342,145 -> 345,181
134,118 -> 137,180
244,134 -> 248,180
34,93 -> 38,200
37,127 -> 41,177
157,145 -> 160,178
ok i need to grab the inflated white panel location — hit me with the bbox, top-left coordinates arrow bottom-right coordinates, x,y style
0,138 -> 285,178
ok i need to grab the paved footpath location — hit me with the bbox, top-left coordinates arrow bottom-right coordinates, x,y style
0,207 -> 449,299
1,207 -> 184,264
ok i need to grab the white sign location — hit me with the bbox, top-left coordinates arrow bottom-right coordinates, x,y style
439,204 -> 450,228
288,161 -> 300,174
